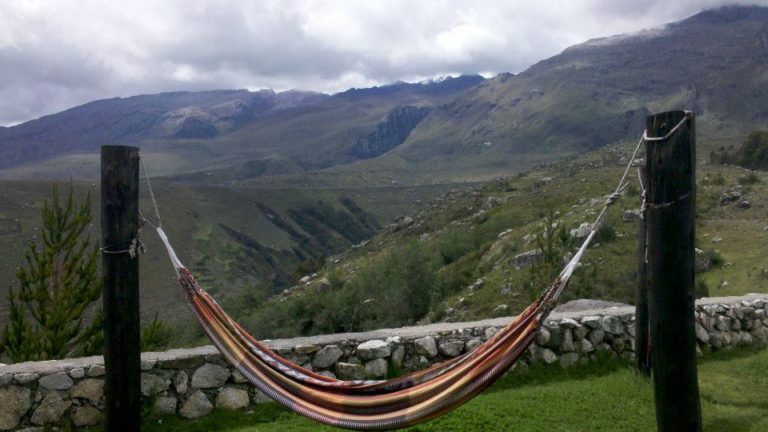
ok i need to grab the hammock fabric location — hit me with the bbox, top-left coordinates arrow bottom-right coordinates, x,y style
154,227 -> 573,430
145,115 -> 675,429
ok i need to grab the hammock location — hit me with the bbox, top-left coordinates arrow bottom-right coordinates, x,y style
142,116 -> 688,429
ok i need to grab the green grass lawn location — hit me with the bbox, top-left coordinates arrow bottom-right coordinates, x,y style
143,348 -> 768,432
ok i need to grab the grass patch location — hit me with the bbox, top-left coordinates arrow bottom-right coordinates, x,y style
141,348 -> 768,432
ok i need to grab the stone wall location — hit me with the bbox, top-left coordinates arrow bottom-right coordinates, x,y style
0,293 -> 766,430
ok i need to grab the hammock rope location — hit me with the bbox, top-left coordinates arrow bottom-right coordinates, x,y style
139,113 -> 690,430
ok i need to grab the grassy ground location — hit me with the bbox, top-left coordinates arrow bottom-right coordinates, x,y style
142,347 -> 768,432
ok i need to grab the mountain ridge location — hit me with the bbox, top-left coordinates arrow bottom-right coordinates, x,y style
1,6 -> 767,186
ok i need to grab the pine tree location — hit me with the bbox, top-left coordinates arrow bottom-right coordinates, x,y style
1,184 -> 102,362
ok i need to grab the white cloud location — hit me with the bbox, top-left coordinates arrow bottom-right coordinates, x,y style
0,0 -> 766,125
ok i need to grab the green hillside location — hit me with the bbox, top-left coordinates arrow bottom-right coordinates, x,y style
227,139 -> 768,341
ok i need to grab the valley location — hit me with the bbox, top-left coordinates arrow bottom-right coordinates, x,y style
0,6 -> 767,348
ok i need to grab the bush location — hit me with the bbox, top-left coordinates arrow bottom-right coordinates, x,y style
594,222 -> 616,243
141,315 -> 174,351
435,228 -> 477,265
525,211 -> 572,300
1,184 -> 102,362
712,173 -> 726,186
738,173 -> 760,185
695,280 -> 710,299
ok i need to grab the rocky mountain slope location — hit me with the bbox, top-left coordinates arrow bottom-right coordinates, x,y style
309,5 -> 768,185
0,89 -> 328,169
2,7 -> 767,185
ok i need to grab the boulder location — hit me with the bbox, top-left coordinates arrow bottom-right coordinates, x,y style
484,327 -> 500,340
32,391 -> 71,426
493,304 -> 509,314
365,359 -> 388,379
141,373 -> 169,396
535,327 -> 551,346
154,396 -> 178,416
469,278 -> 486,291
540,348 -> 558,364
294,344 -> 320,355
336,363 -> 366,381
622,210 -> 640,222
180,391 -> 213,419
438,340 -> 465,357
14,373 -> 38,385
70,379 -> 104,403
559,318 -> 580,329
511,250 -> 543,270
141,359 -> 157,371
231,371 -> 248,384
720,191 -> 741,206
600,316 -> 624,335
466,338 -> 483,352
253,390 -> 273,404
543,325 -> 563,349
581,316 -> 602,329
71,406 -> 101,427
588,329 -> 605,346
695,248 -> 712,273
560,329 -> 575,352
87,365 -> 105,377
312,345 -> 344,369
579,339 -> 595,354
357,340 -> 390,361
191,363 -> 230,389
216,387 -> 250,410
39,372 -> 74,391
413,336 -> 438,358
174,371 -> 189,394
390,345 -> 405,367
68,368 -> 85,380
0,386 -> 31,430
570,223 -> 592,244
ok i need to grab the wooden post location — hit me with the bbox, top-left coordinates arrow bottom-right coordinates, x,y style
101,145 -> 141,432
645,111 -> 701,432
635,165 -> 650,376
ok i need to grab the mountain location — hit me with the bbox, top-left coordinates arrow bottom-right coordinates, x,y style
0,89 -> 328,169
2,7 -> 768,184
327,5 -> 768,185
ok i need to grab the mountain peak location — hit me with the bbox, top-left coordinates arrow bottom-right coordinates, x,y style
680,4 -> 768,26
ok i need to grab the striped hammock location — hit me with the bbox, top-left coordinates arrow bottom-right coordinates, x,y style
152,216 -> 594,430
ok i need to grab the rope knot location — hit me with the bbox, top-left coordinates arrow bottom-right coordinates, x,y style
128,238 -> 147,259
604,192 -> 622,207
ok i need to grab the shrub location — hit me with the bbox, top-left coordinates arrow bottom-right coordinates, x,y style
141,315 -> 174,351
525,211 -> 572,300
738,173 -> 760,185
1,184 -> 102,362
695,280 -> 710,299
594,222 -> 616,243
435,228 -> 477,265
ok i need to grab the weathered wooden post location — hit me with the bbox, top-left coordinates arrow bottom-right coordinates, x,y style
635,165 -> 650,376
101,145 -> 141,432
644,110 -> 701,431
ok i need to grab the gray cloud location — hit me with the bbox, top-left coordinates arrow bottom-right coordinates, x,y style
0,0 -> 766,125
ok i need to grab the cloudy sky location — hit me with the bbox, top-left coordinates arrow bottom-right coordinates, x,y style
0,0 -> 765,126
